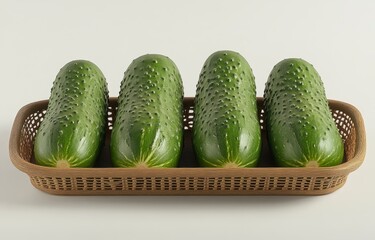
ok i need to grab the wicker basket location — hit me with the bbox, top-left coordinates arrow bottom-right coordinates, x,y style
9,97 -> 366,195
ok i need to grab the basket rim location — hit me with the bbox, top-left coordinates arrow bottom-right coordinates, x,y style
9,97 -> 366,178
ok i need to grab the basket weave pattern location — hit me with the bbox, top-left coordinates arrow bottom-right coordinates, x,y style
10,98 -> 365,195
30,175 -> 347,192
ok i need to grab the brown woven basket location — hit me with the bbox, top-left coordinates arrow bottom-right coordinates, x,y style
9,97 -> 366,195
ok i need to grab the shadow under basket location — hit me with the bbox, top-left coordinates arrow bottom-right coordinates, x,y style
9,97 -> 366,196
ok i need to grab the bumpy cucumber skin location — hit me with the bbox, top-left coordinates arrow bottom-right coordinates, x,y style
193,50 -> 261,168
34,60 -> 109,168
264,58 -> 344,167
111,54 -> 183,168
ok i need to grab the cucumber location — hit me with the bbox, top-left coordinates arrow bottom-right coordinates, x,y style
264,58 -> 344,167
193,50 -> 261,168
34,60 -> 109,168
111,54 -> 184,168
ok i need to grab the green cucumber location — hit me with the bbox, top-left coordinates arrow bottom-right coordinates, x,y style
193,50 -> 261,168
34,60 -> 109,168
111,54 -> 184,168
264,58 -> 344,167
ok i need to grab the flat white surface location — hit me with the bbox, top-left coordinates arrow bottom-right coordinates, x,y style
1,0 -> 374,239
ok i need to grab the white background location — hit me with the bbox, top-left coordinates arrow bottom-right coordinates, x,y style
1,0 -> 374,239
